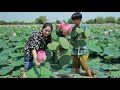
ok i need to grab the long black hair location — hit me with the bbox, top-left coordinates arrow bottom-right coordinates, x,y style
42,23 -> 53,44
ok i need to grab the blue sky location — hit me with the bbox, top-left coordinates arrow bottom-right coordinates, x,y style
0,12 -> 120,22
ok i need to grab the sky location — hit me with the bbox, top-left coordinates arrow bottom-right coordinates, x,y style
0,12 -> 120,22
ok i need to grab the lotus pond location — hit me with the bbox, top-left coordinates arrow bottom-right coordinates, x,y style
0,24 -> 120,78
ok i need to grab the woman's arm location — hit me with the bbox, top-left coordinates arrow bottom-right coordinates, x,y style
32,49 -> 41,68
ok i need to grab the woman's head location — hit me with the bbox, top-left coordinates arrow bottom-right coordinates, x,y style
42,23 -> 53,43
42,23 -> 53,37
71,12 -> 82,26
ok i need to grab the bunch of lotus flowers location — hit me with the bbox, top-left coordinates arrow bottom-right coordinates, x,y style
58,22 -> 73,35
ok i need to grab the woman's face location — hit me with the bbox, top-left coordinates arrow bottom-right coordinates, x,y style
42,26 -> 52,37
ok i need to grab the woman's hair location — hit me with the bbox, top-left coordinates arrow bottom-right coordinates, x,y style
71,12 -> 82,21
42,23 -> 53,44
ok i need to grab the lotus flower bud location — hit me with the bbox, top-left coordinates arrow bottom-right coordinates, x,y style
36,50 -> 46,63
12,32 -> 17,36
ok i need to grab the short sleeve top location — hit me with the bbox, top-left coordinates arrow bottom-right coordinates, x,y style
24,30 -> 47,59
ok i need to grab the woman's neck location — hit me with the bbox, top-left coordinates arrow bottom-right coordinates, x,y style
43,35 -> 47,41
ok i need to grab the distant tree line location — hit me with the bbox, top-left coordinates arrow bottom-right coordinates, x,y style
0,20 -> 34,25
85,16 -> 120,24
0,16 -> 47,25
0,16 -> 120,25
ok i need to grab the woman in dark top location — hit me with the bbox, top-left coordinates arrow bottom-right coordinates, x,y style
23,23 -> 53,78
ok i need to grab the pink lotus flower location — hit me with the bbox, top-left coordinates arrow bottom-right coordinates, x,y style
58,22 -> 65,30
36,50 -> 46,63
58,22 -> 73,35
12,32 -> 17,36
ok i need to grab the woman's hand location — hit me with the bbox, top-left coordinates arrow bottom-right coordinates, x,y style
34,60 -> 41,68
32,49 -> 41,68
